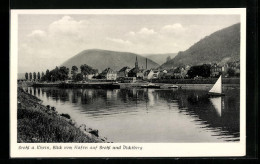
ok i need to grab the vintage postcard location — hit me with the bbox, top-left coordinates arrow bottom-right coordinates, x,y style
10,9 -> 246,157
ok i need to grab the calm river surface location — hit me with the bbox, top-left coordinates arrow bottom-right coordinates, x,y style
26,86 -> 240,143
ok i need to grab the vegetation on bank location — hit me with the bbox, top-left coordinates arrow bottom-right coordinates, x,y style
24,64 -> 98,83
17,87 -> 105,143
151,77 -> 240,84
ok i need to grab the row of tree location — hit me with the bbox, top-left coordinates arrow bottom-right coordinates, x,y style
25,72 -> 44,81
25,64 -> 98,82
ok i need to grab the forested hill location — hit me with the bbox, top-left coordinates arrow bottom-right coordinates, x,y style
160,23 -> 240,69
61,49 -> 159,72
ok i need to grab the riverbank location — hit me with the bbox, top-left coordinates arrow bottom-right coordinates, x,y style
20,77 -> 240,90
151,78 -> 240,84
32,82 -> 120,89
17,87 -> 107,143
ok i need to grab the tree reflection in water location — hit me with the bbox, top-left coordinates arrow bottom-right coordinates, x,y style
29,87 -> 240,142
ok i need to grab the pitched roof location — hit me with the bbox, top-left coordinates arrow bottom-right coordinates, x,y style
101,68 -> 115,74
128,67 -> 139,74
119,66 -> 131,72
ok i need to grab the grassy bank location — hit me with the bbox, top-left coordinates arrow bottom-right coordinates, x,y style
17,87 -> 106,143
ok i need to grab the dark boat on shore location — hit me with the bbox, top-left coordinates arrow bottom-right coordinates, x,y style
141,83 -> 160,89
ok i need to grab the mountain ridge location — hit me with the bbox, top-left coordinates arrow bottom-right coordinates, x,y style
160,23 -> 240,69
61,49 -> 160,72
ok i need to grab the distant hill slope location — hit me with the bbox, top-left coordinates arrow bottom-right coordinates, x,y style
61,49 -> 159,72
160,23 -> 240,69
145,53 -> 177,65
18,73 -> 25,79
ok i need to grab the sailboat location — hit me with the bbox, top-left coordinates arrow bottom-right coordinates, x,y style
208,75 -> 225,96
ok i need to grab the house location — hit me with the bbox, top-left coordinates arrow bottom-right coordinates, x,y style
152,70 -> 160,79
128,68 -> 144,79
210,63 -> 224,77
118,66 -> 131,78
173,67 -> 182,79
100,68 -> 117,80
136,69 -> 145,79
143,70 -> 153,80
143,70 -> 160,80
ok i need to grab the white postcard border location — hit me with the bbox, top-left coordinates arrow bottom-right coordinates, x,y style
10,8 -> 246,158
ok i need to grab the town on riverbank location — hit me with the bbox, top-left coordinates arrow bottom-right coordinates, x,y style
18,56 -> 240,88
17,58 -> 240,143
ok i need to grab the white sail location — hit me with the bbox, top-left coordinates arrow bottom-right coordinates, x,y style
209,75 -> 222,94
209,97 -> 222,117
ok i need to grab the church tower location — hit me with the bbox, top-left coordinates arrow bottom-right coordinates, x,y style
135,56 -> 138,69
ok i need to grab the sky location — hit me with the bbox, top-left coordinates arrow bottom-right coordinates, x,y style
18,14 -> 240,73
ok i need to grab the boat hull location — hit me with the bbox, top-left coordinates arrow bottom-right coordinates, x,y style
141,86 -> 160,89
207,92 -> 225,97
168,86 -> 178,88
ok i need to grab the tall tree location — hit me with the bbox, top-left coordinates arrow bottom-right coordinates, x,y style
80,64 -> 96,80
45,69 -> 50,81
59,66 -> 69,81
25,72 -> 28,80
75,73 -> 83,81
42,72 -> 44,77
33,72 -> 37,80
71,66 -> 78,81
29,72 -> 32,80
46,69 -> 50,75
37,72 -> 41,80
71,66 -> 78,75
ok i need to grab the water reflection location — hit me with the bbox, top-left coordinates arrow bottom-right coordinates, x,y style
27,87 -> 240,142
209,97 -> 222,117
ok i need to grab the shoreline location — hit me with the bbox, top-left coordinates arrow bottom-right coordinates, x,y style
17,87 -> 108,143
24,77 -> 240,90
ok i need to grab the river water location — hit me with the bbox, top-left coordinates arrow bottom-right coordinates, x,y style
26,86 -> 240,143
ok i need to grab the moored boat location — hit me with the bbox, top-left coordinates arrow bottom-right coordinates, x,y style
168,84 -> 178,88
141,83 -> 160,88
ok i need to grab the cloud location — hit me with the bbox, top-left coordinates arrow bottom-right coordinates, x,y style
48,16 -> 87,35
19,16 -> 93,73
161,23 -> 186,34
27,30 -> 46,37
137,28 -> 156,35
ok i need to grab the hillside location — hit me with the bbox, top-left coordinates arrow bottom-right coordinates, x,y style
145,53 -> 177,65
18,73 -> 25,79
160,23 -> 240,69
61,49 -> 159,72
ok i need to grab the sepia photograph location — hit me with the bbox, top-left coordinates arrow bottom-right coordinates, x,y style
10,9 -> 246,157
